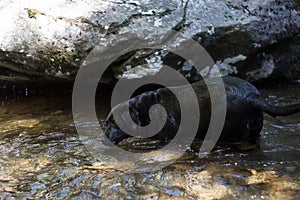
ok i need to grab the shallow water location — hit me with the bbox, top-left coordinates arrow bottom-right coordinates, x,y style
0,81 -> 299,199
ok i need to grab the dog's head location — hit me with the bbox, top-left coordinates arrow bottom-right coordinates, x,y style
104,102 -> 140,145
104,115 -> 131,145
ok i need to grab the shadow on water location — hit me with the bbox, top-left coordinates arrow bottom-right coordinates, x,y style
0,80 -> 299,199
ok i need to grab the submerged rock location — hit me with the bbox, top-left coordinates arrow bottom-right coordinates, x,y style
0,0 -> 299,82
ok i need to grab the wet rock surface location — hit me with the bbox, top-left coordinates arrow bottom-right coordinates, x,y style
0,0 -> 299,82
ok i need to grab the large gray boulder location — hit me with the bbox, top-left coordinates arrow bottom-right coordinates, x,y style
0,0 -> 299,82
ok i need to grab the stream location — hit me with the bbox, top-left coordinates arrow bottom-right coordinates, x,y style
0,81 -> 299,199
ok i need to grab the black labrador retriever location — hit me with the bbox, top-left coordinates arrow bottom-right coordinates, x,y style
105,76 -> 300,146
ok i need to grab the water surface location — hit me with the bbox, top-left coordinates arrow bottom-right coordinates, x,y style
0,81 -> 299,199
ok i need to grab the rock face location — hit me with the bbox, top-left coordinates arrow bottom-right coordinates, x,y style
192,0 -> 300,82
0,0 -> 299,82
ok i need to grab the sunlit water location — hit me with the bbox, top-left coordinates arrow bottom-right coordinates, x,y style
0,81 -> 299,199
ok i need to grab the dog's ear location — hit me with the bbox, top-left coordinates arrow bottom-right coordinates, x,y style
129,104 -> 141,126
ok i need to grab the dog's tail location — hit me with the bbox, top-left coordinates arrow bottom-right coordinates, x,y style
251,95 -> 300,117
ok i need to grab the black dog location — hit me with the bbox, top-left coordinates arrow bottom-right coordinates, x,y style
105,76 -> 300,145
